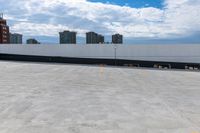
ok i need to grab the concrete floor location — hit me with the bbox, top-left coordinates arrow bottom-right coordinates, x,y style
0,61 -> 200,133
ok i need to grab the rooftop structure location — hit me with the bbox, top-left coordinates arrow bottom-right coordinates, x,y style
0,13 -> 3,19
0,61 -> 199,133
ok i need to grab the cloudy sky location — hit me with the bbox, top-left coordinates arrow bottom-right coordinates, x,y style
0,0 -> 200,44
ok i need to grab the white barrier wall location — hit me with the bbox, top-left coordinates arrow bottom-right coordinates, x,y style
0,44 -> 200,63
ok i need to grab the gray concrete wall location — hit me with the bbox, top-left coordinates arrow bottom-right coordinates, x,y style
0,44 -> 200,63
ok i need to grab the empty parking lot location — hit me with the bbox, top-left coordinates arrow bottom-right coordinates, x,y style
0,61 -> 199,133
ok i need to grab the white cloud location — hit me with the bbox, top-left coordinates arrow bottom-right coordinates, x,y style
11,22 -> 87,37
1,0 -> 200,39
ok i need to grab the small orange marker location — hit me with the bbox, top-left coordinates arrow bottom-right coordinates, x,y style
191,131 -> 199,133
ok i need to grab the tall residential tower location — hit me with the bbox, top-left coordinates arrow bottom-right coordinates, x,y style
86,32 -> 104,44
59,31 -> 77,44
10,33 -> 23,44
112,34 -> 123,44
0,13 -> 9,44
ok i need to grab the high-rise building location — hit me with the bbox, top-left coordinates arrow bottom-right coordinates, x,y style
0,13 -> 9,44
112,34 -> 123,44
86,32 -> 98,44
10,33 -> 22,44
86,32 -> 104,44
26,38 -> 40,44
97,34 -> 104,44
59,31 -> 76,44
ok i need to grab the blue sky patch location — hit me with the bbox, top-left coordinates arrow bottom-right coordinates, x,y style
88,0 -> 164,8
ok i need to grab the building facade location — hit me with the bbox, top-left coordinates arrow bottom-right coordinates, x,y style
112,34 -> 123,44
27,38 -> 40,44
10,33 -> 22,44
86,32 -> 104,44
59,31 -> 76,44
86,32 -> 98,44
0,14 -> 9,44
97,34 -> 104,44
